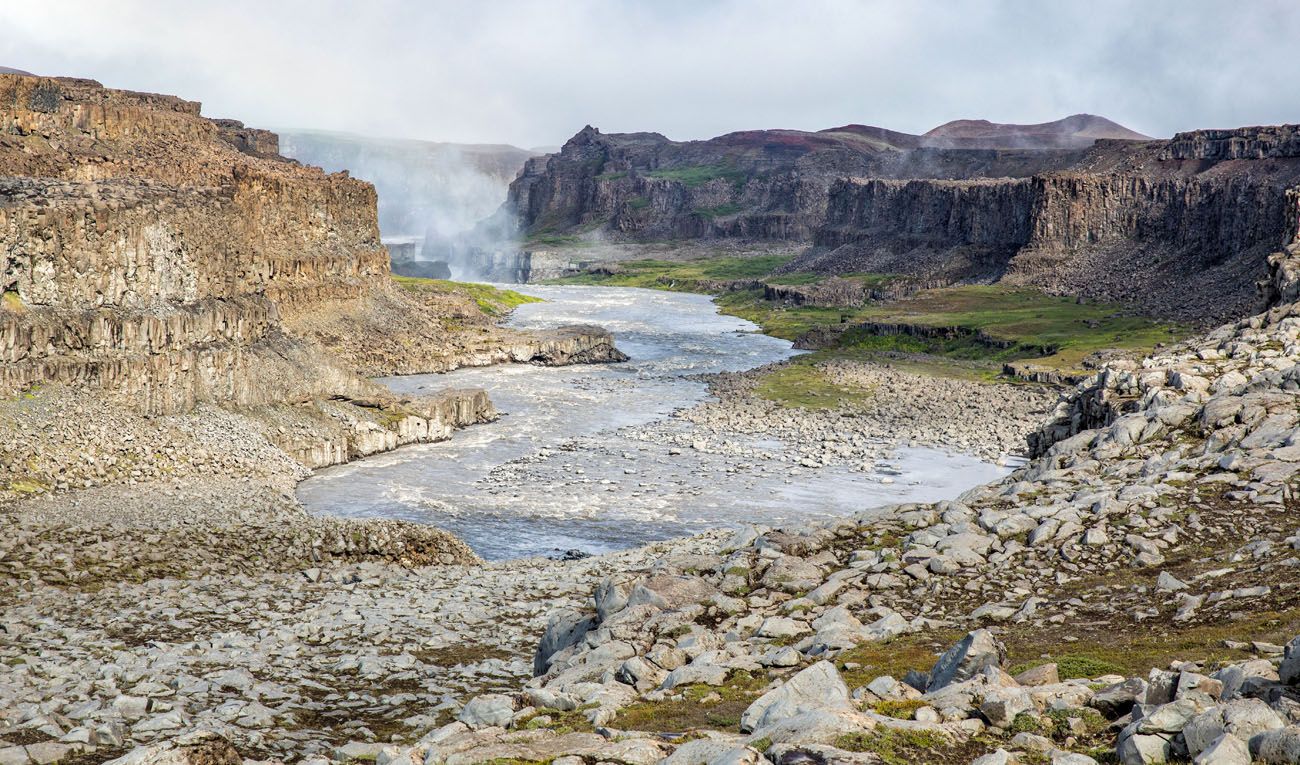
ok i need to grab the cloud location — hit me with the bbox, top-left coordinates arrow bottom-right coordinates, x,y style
0,0 -> 1295,147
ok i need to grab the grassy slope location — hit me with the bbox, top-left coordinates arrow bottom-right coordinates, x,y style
392,276 -> 543,316
548,258 -> 1188,397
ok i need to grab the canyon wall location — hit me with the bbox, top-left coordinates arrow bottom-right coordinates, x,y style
0,74 -> 617,499
506,120 -> 1300,322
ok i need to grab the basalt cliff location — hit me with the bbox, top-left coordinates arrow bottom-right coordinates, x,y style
0,73 -> 622,503
501,118 -> 1300,322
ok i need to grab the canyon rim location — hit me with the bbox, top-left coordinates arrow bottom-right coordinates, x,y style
4,3 -> 1300,765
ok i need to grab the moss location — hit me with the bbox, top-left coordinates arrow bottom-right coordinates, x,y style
393,276 -> 543,316
2,290 -> 24,313
833,729 -> 952,765
7,477 -> 48,494
514,705 -> 595,736
413,644 -> 514,667
1009,655 -> 1126,680
750,736 -> 773,753
613,671 -> 768,733
694,203 -> 744,218
752,356 -> 874,410
626,196 -> 651,211
870,699 -> 929,720
836,631 -> 962,690
645,162 -> 750,189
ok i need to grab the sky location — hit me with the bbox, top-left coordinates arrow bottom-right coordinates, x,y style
1,0 -> 1296,149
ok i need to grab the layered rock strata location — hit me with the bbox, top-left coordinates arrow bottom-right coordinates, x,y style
506,121 -> 1300,322
0,73 -> 623,507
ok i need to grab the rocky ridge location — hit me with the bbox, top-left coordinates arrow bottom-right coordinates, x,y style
499,121 -> 1300,323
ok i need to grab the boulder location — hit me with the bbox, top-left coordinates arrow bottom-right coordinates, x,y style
926,629 -> 1005,692
457,694 -> 515,729
1193,733 -> 1250,765
1181,698 -> 1284,757
740,661 -> 852,733
534,609 -> 597,676
1280,635 -> 1300,686
1252,726 -> 1300,763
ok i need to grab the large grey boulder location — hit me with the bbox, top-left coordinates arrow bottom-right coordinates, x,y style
739,660 -> 852,733
457,694 -> 515,729
1252,726 -> 1300,764
926,629 -> 1006,692
534,609 -> 597,676
1090,677 -> 1147,719
1182,699 -> 1285,757
1194,733 -> 1250,765
1280,635 -> 1300,686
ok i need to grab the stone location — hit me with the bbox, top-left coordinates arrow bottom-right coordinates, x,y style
1014,663 -> 1060,687
1091,677 -> 1148,719
1280,635 -> 1300,686
1193,733 -> 1250,765
1252,726 -> 1300,763
1155,572 -> 1187,591
980,687 -> 1034,727
926,629 -> 1005,692
534,609 -> 597,676
740,661 -> 853,733
457,694 -> 515,729
1181,699 -> 1284,757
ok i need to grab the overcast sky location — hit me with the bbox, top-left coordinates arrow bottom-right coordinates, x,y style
1,0 -> 1296,148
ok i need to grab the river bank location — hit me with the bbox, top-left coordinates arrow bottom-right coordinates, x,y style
299,286 -> 1034,560
8,281 -> 1300,764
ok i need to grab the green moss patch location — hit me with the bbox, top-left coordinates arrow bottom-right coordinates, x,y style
613,671 -> 768,733
393,276 -> 542,316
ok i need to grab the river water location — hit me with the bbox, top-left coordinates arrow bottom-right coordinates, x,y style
299,285 -> 1008,559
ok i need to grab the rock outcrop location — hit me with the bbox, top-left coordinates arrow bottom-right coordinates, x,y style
0,73 -> 624,501
503,118 -> 1300,322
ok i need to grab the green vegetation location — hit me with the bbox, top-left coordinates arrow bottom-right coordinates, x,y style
693,202 -> 744,219
550,255 -> 795,290
833,729 -> 955,765
526,233 -> 587,248
870,699 -> 930,720
1010,655 -> 1126,680
626,195 -> 651,211
6,477 -> 48,494
393,276 -> 542,316
646,162 -> 750,189
2,290 -> 23,313
613,671 -> 768,732
751,355 -> 873,410
551,256 -> 1188,382
516,704 -> 598,736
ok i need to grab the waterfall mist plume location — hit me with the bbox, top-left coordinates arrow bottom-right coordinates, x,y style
278,130 -> 534,280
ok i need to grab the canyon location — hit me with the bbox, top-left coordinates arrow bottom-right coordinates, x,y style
4,65 -> 1300,765
0,71 -> 621,501
498,121 -> 1300,322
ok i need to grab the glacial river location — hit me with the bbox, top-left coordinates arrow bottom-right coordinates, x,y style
299,285 -> 1008,559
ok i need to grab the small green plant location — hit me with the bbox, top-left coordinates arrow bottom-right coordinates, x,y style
870,699 -> 929,720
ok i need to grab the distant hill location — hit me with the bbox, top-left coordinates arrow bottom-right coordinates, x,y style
923,114 -> 1151,149
0,66 -> 34,76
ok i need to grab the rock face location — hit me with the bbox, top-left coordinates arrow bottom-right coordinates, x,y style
505,119 -> 1300,322
797,153 -> 1300,322
0,73 -> 625,498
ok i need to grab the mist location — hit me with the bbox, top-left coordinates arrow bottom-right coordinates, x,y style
277,131 -> 534,279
